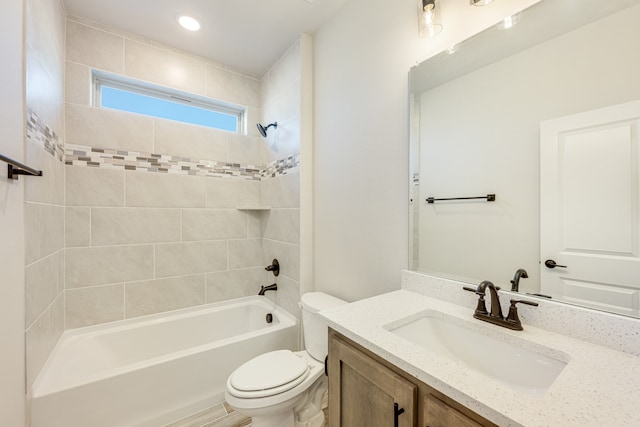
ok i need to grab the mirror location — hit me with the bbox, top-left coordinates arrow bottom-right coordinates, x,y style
409,0 -> 640,317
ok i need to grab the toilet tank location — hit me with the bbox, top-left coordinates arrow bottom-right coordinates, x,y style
300,292 -> 347,361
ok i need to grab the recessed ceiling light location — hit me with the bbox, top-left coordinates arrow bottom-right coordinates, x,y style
471,0 -> 495,5
177,15 -> 201,31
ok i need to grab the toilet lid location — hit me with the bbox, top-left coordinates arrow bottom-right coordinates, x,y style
230,350 -> 309,394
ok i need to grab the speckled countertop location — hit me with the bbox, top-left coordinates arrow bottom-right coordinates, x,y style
319,290 -> 640,427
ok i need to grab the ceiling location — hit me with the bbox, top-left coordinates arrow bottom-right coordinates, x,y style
62,0 -> 349,78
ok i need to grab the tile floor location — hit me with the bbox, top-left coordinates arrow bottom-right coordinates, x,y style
166,402 -> 329,427
165,402 -> 250,427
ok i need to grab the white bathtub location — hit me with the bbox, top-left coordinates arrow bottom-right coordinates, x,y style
31,296 -> 297,427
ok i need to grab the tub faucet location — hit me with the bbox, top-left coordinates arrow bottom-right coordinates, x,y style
510,268 -> 529,292
258,284 -> 278,295
265,259 -> 279,277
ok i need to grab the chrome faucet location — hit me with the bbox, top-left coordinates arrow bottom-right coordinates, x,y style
510,268 -> 528,292
464,280 -> 538,331
258,283 -> 278,295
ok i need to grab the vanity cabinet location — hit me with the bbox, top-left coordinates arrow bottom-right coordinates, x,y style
328,329 -> 496,427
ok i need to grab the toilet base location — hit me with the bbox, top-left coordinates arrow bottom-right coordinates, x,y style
252,411 -> 295,427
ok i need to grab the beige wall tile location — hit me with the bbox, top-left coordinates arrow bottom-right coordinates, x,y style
65,284 -> 124,328
262,239 -> 300,282
274,275 -> 301,320
57,249 -> 65,294
25,293 -> 64,388
66,245 -> 154,288
247,211 -> 263,238
206,179 -> 260,208
262,40 -> 300,103
263,83 -> 300,127
155,241 -> 227,278
65,207 -> 90,247
51,293 -> 65,343
66,20 -> 124,73
26,45 -> 64,137
182,209 -> 246,241
25,140 -> 65,205
153,118 -> 227,161
65,61 -> 90,106
92,208 -> 181,245
26,0 -> 64,72
66,104 -> 154,152
227,133 -> 261,166
205,65 -> 260,108
245,106 -> 262,138
25,251 -> 60,328
66,166 -> 124,207
124,40 -> 206,94
125,275 -> 205,318
26,306 -> 52,388
125,172 -> 206,208
228,239 -> 262,269
263,208 -> 300,244
261,172 -> 300,208
206,268 -> 262,303
261,115 -> 300,163
25,202 -> 64,264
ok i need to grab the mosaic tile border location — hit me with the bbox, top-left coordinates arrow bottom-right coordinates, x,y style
65,143 -> 300,181
26,109 -> 64,162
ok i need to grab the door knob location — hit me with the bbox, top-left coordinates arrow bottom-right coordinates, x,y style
544,259 -> 567,269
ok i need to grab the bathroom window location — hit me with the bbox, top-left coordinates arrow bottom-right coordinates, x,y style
93,72 -> 244,133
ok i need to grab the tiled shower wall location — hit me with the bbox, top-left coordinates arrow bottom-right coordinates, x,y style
63,17 -> 304,328
24,0 -> 66,390
260,40 -> 304,319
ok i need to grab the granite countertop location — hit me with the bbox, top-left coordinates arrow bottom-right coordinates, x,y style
319,289 -> 640,427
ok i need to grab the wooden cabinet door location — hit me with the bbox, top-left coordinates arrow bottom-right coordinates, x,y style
423,394 -> 483,427
328,334 -> 417,427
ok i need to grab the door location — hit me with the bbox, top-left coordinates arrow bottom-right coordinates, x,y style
328,332 -> 417,427
540,100 -> 640,315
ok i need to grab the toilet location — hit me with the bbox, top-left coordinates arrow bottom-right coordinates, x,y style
225,292 -> 346,427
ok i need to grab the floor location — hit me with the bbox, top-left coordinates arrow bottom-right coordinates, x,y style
166,402 -> 329,427
165,402 -> 250,427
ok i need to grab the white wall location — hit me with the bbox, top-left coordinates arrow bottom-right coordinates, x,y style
312,0 -> 539,301
0,0 -> 26,424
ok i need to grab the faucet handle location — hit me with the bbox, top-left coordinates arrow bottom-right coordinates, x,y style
462,286 -> 489,315
505,299 -> 539,330
511,299 -> 538,307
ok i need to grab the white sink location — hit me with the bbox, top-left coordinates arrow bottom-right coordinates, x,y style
385,312 -> 568,396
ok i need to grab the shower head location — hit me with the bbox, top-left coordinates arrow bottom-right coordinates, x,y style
257,122 -> 277,138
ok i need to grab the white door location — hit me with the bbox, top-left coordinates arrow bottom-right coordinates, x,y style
540,100 -> 640,316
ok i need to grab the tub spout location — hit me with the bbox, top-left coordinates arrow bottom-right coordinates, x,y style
258,284 -> 278,295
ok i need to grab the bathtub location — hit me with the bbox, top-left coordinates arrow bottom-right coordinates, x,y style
30,296 -> 297,427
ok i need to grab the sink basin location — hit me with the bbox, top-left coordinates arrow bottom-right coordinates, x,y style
385,312 -> 568,396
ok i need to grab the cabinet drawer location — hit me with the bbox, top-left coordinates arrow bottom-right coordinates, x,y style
424,394 -> 483,427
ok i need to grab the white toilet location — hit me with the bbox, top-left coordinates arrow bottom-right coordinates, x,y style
225,292 -> 346,427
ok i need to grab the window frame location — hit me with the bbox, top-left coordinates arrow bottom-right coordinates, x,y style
92,71 -> 245,134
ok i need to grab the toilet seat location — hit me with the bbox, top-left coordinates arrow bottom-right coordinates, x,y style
227,350 -> 310,399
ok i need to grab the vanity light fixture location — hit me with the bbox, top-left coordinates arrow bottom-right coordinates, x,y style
418,0 -> 443,38
471,0 -> 495,6
177,15 -> 201,31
